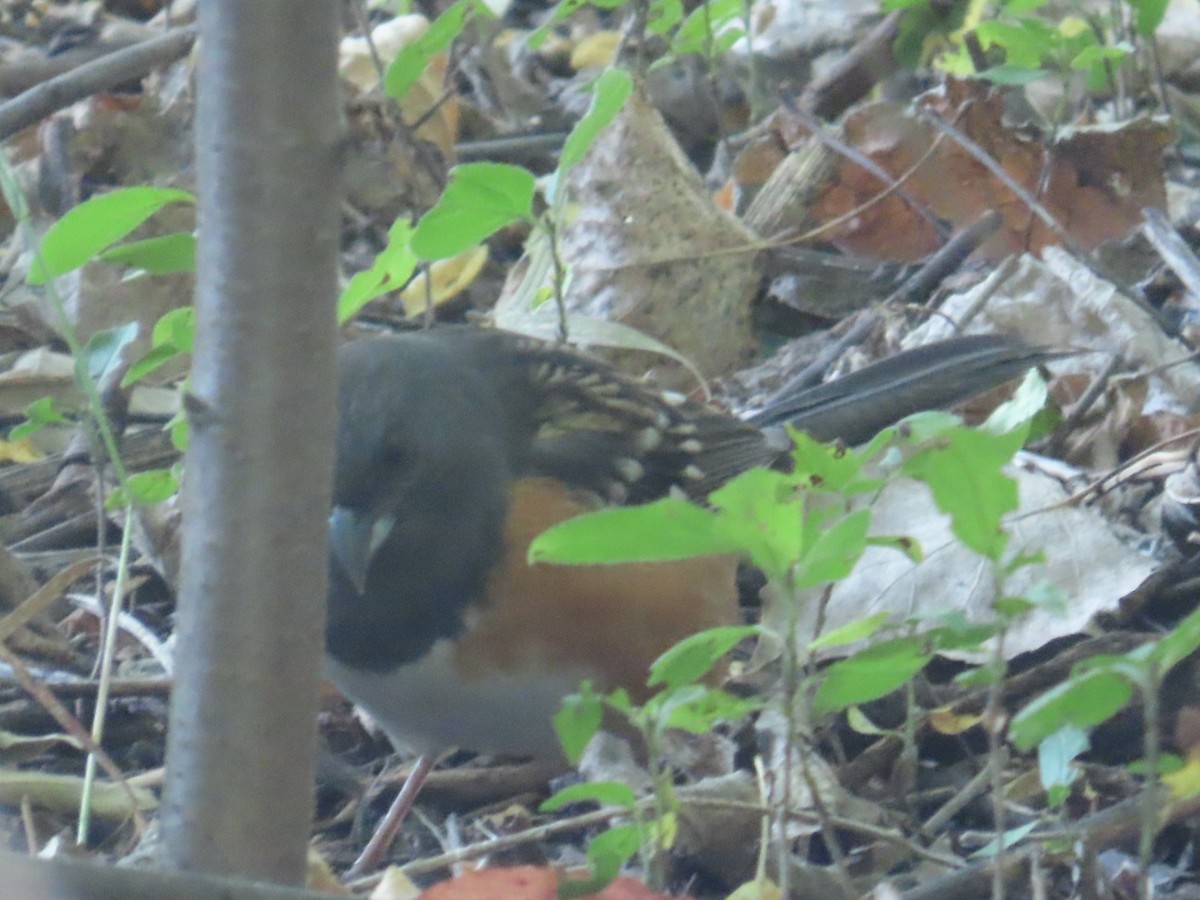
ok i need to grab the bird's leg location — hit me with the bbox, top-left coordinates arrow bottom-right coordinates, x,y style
346,752 -> 438,878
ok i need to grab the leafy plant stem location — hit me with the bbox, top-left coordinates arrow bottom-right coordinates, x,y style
1138,664 -> 1161,899
988,607 -> 1008,900
0,154 -> 139,844
740,0 -> 767,121
900,674 -> 919,811
77,507 -> 135,844
774,572 -> 811,897
642,721 -> 666,886
544,216 -> 569,341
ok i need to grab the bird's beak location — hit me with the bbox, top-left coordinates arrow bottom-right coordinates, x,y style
329,507 -> 395,594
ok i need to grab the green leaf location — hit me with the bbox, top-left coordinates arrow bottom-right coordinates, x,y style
903,425 -> 1024,560
654,686 -> 761,734
788,430 -> 879,494
1009,667 -> 1133,751
1149,603 -> 1200,673
1037,725 -> 1087,799
559,823 -> 642,898
30,187 -> 194,284
169,412 -> 189,451
647,0 -> 684,35
670,0 -> 744,55
892,1 -> 968,67
925,613 -> 1002,652
124,307 -> 195,386
337,219 -> 418,323
529,497 -> 736,564
895,410 -> 961,443
993,595 -> 1035,619
554,683 -> 604,764
107,468 -> 180,509
793,507 -> 871,590
84,322 -> 139,385
867,533 -> 923,564
122,344 -> 177,387
813,637 -> 932,714
154,306 -> 196,352
809,612 -> 891,650
10,396 -> 68,441
984,368 -> 1045,434
99,232 -> 196,275
411,163 -> 535,260
648,625 -> 758,689
558,68 -> 633,173
707,467 -> 804,579
542,780 -> 637,812
384,0 -> 490,98
1127,0 -> 1168,35
1070,43 -> 1131,71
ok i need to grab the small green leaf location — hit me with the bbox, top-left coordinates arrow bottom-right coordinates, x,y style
384,0 -> 490,98
554,683 -> 604,764
903,425 -> 1024,560
559,823 -> 642,898
788,430 -> 878,494
122,344 -> 178,387
993,595 -> 1034,619
30,187 -> 194,284
647,0 -> 684,35
1070,43 -> 1130,71
707,467 -> 803,580
124,307 -> 195,387
793,507 -> 871,590
99,232 -> 196,275
654,686 -> 761,734
10,396 -> 68,441
558,68 -> 633,173
813,637 -> 932,714
1037,725 -> 1087,800
649,625 -> 758,689
1150,603 -> 1200,672
168,412 -> 189,451
671,0 -> 744,55
1127,0 -> 1168,35
411,163 -> 535,260
337,219 -> 418,323
984,368 -> 1046,434
107,468 -> 179,509
1009,667 -> 1133,751
154,306 -> 195,352
810,612 -> 891,650
84,322 -> 139,385
529,497 -> 735,565
542,780 -> 637,812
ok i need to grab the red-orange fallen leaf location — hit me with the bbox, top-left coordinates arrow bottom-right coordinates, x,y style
796,78 -> 1169,262
417,867 -> 685,900
418,865 -> 557,900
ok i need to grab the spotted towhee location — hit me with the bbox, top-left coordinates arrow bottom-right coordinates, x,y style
326,325 -> 1050,872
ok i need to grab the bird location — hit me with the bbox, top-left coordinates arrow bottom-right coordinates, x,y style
326,325 -> 1050,873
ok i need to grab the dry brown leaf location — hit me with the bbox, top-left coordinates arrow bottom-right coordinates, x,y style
502,89 -> 758,381
803,79 -> 1170,262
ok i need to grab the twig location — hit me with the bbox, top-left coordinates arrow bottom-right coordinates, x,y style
0,26 -> 198,143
